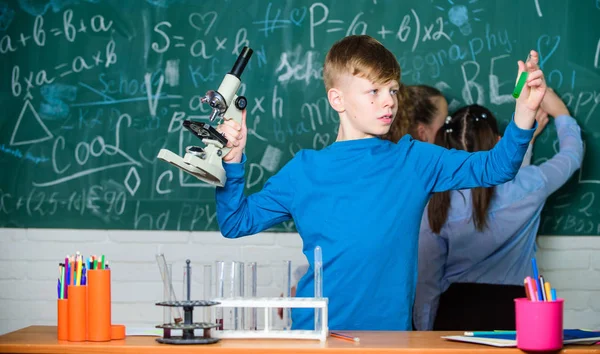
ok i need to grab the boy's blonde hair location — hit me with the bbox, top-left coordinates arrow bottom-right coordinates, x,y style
323,35 -> 401,92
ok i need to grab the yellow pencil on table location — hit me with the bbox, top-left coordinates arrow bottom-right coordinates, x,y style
544,281 -> 552,301
330,331 -> 360,342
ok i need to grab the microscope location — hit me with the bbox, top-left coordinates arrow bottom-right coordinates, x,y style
157,47 -> 253,187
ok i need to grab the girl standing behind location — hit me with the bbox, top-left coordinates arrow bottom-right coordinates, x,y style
413,89 -> 584,331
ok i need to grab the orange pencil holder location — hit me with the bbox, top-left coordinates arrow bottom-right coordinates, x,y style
67,285 -> 87,342
57,299 -> 68,340
87,269 -> 112,341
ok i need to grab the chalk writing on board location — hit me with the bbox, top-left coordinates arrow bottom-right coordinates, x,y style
595,38 -> 599,68
533,0 -> 543,17
0,0 -> 598,233
10,100 -> 53,146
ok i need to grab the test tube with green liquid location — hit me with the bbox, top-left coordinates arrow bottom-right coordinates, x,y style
512,54 -> 532,99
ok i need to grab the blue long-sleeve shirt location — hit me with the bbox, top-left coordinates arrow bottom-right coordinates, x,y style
216,118 -> 534,330
413,115 -> 583,330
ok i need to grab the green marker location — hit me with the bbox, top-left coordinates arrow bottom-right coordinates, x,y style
513,53 -> 532,99
512,71 -> 528,99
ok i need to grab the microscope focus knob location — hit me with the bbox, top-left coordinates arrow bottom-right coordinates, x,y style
235,96 -> 248,110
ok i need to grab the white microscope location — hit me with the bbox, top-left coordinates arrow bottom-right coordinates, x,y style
157,47 -> 253,187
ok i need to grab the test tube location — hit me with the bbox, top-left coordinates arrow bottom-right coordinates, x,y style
245,262 -> 257,330
163,263 -> 173,325
156,254 -> 182,323
215,261 -> 224,329
237,261 -> 245,329
215,261 -> 245,330
270,260 -> 291,330
282,260 -> 292,330
203,264 -> 212,323
314,246 -> 323,332
512,53 -> 532,99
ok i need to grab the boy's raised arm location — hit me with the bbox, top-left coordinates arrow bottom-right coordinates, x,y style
417,50 -> 547,193
419,121 -> 534,193
215,110 -> 295,238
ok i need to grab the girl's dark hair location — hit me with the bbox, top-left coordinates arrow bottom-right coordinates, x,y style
427,104 -> 500,234
382,85 -> 444,143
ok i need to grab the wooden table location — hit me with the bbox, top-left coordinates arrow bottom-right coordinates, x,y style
0,326 -> 598,354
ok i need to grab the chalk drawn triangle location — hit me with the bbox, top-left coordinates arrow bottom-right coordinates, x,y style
10,100 -> 53,146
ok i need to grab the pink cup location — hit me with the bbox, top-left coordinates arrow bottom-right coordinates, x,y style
515,298 -> 564,351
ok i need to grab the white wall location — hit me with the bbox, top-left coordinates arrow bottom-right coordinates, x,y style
0,228 -> 599,335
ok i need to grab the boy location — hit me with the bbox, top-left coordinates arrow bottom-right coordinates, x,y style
215,35 -> 546,330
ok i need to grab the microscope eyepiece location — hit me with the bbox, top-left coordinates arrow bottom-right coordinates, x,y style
229,46 -> 254,79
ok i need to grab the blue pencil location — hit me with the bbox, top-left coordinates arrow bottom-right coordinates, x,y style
81,267 -> 87,286
65,262 -> 70,286
531,258 -> 539,279
66,262 -> 71,298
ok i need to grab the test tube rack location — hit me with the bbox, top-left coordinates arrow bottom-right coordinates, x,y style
155,299 -> 221,344
210,297 -> 328,341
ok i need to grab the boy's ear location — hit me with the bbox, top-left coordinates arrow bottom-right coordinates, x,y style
328,88 -> 345,113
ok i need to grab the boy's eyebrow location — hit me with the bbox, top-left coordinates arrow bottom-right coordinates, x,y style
369,80 -> 399,87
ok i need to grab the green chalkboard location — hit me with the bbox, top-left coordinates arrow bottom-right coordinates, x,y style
0,0 -> 599,234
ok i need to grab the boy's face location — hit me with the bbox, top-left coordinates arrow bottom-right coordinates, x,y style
334,74 -> 399,138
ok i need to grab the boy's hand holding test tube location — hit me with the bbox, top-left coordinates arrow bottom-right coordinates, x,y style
513,50 -> 547,130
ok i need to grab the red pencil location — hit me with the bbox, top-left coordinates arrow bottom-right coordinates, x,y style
524,279 -> 531,300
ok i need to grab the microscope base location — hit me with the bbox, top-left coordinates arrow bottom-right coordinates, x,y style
157,149 -> 226,187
